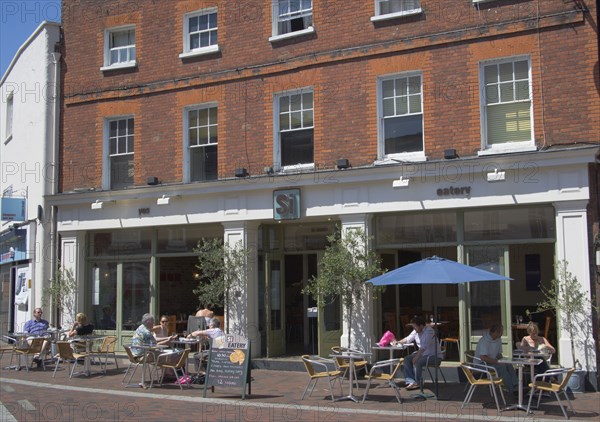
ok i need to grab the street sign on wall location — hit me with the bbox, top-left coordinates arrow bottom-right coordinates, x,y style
1,197 -> 26,221
273,189 -> 300,220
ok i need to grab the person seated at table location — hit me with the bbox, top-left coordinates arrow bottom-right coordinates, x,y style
475,323 -> 519,395
187,317 -> 225,347
152,314 -> 177,346
195,306 -> 214,326
24,307 -> 50,364
131,313 -> 157,358
24,307 -> 50,336
68,312 -> 94,337
396,316 -> 443,391
519,321 -> 555,374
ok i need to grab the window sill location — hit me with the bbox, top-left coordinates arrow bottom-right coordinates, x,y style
269,26 -> 315,43
279,163 -> 315,174
179,45 -> 220,59
371,8 -> 422,22
4,134 -> 13,144
100,61 -> 137,72
375,153 -> 427,165
478,143 -> 537,156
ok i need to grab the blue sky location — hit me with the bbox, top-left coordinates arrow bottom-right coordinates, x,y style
1,0 -> 61,77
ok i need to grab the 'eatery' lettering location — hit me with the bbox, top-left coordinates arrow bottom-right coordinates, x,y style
436,186 -> 471,197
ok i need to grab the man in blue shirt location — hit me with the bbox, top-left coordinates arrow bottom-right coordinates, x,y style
23,308 -> 49,335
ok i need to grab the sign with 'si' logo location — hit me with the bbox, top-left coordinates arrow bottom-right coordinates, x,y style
273,189 -> 300,220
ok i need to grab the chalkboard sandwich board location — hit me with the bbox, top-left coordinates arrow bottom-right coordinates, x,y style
203,333 -> 251,399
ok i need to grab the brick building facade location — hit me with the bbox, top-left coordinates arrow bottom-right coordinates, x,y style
53,1 -> 598,387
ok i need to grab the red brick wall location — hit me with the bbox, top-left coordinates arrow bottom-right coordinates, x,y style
60,0 -> 599,191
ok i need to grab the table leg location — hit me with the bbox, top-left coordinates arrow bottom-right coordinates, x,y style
334,358 -> 360,403
503,365 -> 528,411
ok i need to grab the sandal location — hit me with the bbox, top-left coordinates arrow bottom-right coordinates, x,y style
406,383 -> 420,390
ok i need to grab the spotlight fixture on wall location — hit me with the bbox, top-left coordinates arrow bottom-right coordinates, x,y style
91,200 -> 104,210
235,168 -> 249,177
392,176 -> 410,189
157,195 -> 170,205
444,149 -> 458,159
264,166 -> 274,175
486,168 -> 506,182
147,176 -> 160,185
336,158 -> 350,169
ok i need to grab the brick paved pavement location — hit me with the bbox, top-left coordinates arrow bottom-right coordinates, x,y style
0,354 -> 598,421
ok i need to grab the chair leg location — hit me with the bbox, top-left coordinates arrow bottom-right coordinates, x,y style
52,357 -> 61,378
301,378 -> 315,400
389,379 -> 403,404
526,386 -> 536,414
490,384 -> 501,412
462,384 -> 476,408
553,391 -> 571,419
361,378 -> 373,403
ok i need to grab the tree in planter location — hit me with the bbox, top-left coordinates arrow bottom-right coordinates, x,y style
534,260 -> 597,369
193,238 -> 249,333
303,227 -> 383,349
42,266 -> 77,328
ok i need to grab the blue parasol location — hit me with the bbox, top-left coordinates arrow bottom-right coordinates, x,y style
366,255 -> 512,399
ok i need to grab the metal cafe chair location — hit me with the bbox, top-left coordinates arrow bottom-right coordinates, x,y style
301,355 -> 343,401
362,358 -> 404,404
460,363 -> 506,412
526,367 -> 576,419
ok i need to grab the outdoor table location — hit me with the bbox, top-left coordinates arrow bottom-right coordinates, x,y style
70,335 -> 106,376
330,351 -> 371,403
372,343 -> 413,373
127,344 -> 168,388
498,356 -> 543,412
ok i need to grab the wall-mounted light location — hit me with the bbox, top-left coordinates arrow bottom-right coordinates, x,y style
444,149 -> 459,159
157,195 -> 170,206
392,176 -> 410,189
147,176 -> 160,185
235,168 -> 249,177
486,168 -> 506,182
91,200 -> 104,210
336,158 -> 350,169
264,166 -> 274,175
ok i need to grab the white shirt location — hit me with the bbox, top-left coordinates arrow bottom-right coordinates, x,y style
403,326 -> 443,357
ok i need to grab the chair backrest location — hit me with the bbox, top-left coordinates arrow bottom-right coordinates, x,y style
175,349 -> 190,368
557,368 -> 575,390
56,341 -> 75,360
460,364 -> 477,384
28,337 -> 45,354
103,335 -> 117,352
390,359 -> 403,378
123,345 -> 138,363
187,316 -> 207,334
301,355 -> 316,376
544,315 -> 552,339
464,350 -> 476,364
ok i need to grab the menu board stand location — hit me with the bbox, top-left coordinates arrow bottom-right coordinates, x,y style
203,333 -> 251,399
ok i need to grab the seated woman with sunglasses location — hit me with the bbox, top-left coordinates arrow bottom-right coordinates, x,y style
152,315 -> 178,346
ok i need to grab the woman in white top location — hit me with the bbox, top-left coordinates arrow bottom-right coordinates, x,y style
151,315 -> 177,345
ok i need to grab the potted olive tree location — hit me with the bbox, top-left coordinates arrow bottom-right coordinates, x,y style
42,266 -> 77,328
193,238 -> 249,334
303,227 -> 383,350
534,260 -> 597,392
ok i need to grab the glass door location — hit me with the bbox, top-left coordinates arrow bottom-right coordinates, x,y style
265,255 -> 285,357
465,246 -> 512,356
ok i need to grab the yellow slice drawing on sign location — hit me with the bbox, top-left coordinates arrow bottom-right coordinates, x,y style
229,349 -> 245,365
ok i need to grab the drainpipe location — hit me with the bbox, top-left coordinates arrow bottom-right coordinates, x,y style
49,51 -> 61,325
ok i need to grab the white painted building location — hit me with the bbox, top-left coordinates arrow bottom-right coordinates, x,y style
0,21 -> 61,332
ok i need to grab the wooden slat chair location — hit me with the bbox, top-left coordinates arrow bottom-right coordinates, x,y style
14,337 -> 46,372
52,341 -> 88,378
362,358 -> 404,404
330,346 -> 368,389
152,349 -> 191,389
460,363 -> 506,412
301,355 -> 343,401
527,368 -> 576,419
89,335 -> 119,373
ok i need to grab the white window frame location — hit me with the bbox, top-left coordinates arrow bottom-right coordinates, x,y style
101,25 -> 136,72
376,72 -> 426,164
478,55 -> 536,155
371,0 -> 422,22
273,87 -> 315,172
102,115 -> 135,190
4,92 -> 13,142
180,8 -> 220,59
183,102 -> 218,183
269,0 -> 314,43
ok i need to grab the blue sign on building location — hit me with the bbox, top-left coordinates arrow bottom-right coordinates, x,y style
1,197 -> 26,222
